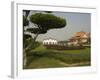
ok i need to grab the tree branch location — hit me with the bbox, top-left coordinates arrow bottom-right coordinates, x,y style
24,31 -> 40,52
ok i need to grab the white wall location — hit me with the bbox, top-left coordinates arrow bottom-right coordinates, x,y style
0,0 -> 100,80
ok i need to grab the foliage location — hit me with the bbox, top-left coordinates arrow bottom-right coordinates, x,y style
28,48 -> 90,64
29,13 -> 66,34
23,16 -> 29,26
23,34 -> 31,48
23,10 -> 67,68
25,47 -> 91,69
27,27 -> 47,34
44,11 -> 52,13
30,13 -> 66,29
23,10 -> 30,26
23,36 -> 41,50
23,10 -> 30,17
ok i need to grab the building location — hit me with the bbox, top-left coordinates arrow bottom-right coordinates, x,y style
67,31 -> 90,46
43,38 -> 58,45
58,41 -> 68,46
67,37 -> 79,46
74,31 -> 89,43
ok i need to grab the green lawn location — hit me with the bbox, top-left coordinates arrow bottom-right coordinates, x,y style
27,57 -> 67,69
24,44 -> 91,69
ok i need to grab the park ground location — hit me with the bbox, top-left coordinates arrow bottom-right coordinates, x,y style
24,44 -> 91,69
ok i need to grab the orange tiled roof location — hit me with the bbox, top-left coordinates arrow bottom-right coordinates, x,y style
74,31 -> 87,38
68,31 -> 90,42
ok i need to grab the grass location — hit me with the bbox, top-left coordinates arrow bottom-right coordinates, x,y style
24,44 -> 91,69
27,57 -> 67,69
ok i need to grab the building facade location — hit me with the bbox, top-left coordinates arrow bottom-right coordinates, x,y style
67,31 -> 90,46
43,38 -> 58,45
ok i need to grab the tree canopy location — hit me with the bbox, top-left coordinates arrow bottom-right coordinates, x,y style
30,13 -> 66,29
28,13 -> 66,34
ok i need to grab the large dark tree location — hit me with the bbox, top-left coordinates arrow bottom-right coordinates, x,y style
23,11 -> 67,67
27,13 -> 66,42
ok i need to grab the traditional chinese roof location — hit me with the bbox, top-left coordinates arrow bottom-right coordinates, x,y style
74,31 -> 87,38
68,31 -> 90,42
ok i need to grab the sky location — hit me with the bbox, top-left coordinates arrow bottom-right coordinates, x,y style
25,10 -> 91,42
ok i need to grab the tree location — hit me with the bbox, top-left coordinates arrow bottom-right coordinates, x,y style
23,10 -> 30,26
28,13 -> 66,41
23,16 -> 29,26
23,11 -> 67,67
23,10 -> 30,68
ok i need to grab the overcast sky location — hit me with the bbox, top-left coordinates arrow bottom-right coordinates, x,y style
26,10 -> 91,42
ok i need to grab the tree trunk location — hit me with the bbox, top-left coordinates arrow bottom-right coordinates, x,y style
25,31 -> 39,51
23,49 -> 27,68
23,10 -> 31,68
23,32 -> 39,67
